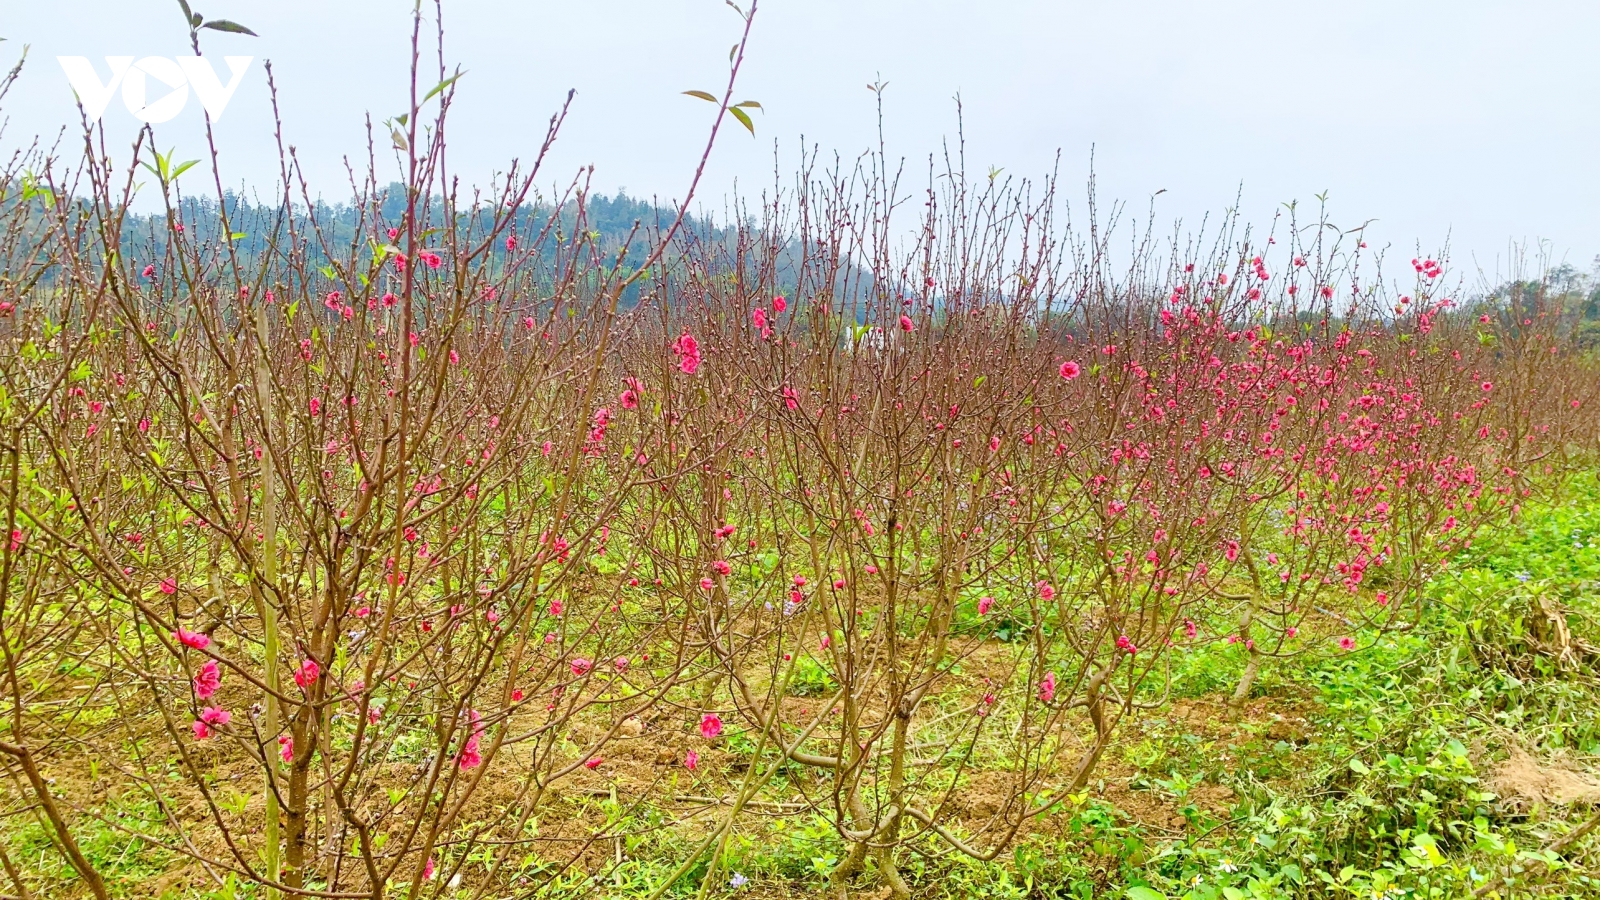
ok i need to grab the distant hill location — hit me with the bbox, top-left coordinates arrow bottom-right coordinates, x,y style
116,184 -> 689,271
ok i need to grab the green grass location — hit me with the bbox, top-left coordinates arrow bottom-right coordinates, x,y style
5,783 -> 181,898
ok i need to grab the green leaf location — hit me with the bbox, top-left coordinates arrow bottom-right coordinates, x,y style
973,375 -> 986,388
734,100 -> 762,109
682,90 -> 718,103
1125,888 -> 1166,900
728,106 -> 755,136
176,0 -> 195,24
422,69 -> 464,104
200,19 -> 257,35
169,159 -> 199,180
1348,758 -> 1370,775
142,148 -> 170,181
229,232 -> 247,241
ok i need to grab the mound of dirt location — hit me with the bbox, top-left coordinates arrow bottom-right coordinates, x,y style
1491,747 -> 1600,812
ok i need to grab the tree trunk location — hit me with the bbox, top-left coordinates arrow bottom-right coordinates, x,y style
1228,592 -> 1262,710
1229,650 -> 1262,709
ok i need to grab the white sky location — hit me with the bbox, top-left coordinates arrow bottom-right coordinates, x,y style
3,1 -> 1596,282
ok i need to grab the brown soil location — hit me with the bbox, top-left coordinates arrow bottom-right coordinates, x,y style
1491,746 -> 1600,812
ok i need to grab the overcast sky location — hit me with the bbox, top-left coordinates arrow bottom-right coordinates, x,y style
3,1 -> 1596,282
